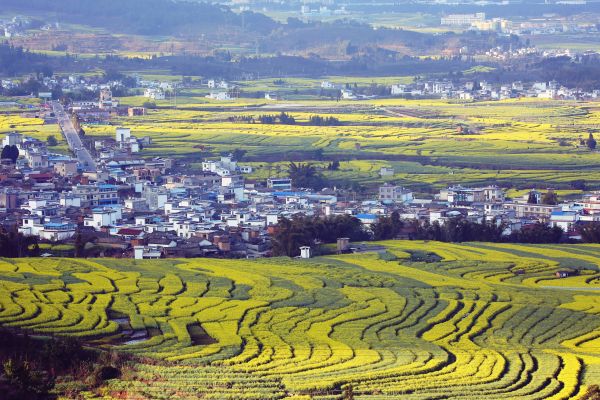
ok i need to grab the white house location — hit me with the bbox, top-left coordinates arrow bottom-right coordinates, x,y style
549,211 -> 579,232
341,89 -> 356,100
206,92 -> 231,101
39,222 -> 77,241
134,246 -> 162,260
84,207 -> 122,229
144,88 -> 165,100
116,127 -> 131,143
391,84 -> 407,96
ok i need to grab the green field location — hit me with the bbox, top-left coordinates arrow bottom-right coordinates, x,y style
2,241 -> 600,398
4,92 -> 600,193
77,96 -> 600,192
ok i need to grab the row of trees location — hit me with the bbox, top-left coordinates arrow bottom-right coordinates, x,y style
272,215 -> 369,257
0,230 -> 39,257
308,115 -> 341,126
579,223 -> 600,243
251,113 -> 341,126
258,112 -> 296,125
272,213 -> 571,258
371,214 -> 564,244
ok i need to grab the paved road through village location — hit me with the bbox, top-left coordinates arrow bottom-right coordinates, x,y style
52,101 -> 96,172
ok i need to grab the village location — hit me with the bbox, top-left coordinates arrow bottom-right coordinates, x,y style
1,111 -> 599,260
4,58 -> 600,105
1,71 -> 600,260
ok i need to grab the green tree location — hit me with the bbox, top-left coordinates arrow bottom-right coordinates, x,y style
271,215 -> 368,257
1,145 -> 19,163
232,148 -> 247,161
589,133 -> 597,150
271,216 -> 312,257
527,191 -> 538,204
371,211 -> 403,240
509,223 -> 563,244
0,230 -> 39,257
581,223 -> 600,243
541,190 -> 558,205
327,160 -> 340,171
288,162 -> 327,190
3,358 -> 54,398
47,135 -> 58,146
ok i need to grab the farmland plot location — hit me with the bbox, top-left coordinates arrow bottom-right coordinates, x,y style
1,242 -> 600,398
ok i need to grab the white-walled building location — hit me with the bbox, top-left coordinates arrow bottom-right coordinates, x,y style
84,207 -> 122,229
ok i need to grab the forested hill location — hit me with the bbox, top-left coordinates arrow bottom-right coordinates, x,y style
2,0 -> 279,35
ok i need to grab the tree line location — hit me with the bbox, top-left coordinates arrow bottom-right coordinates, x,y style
230,113 -> 341,126
272,214 -> 369,257
371,213 -> 564,244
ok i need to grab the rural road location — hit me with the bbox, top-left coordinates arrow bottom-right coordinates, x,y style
52,101 -> 97,172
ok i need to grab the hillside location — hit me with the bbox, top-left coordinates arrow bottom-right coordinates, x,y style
2,0 -> 516,58
1,241 -> 600,398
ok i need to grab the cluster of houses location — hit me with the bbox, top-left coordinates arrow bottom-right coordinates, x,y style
141,80 -> 175,101
2,124 -> 599,260
0,16 -> 33,38
388,79 -> 600,101
441,12 -> 599,36
318,77 -> 600,101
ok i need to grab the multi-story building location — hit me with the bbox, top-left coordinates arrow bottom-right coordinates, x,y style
267,178 -> 293,191
378,184 -> 413,203
441,12 -> 486,26
503,203 -> 561,220
72,184 -> 119,207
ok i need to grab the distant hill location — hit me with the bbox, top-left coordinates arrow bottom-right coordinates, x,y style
3,0 -> 278,36
2,0 -> 518,59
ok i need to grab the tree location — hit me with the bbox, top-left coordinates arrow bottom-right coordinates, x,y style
47,135 -> 58,146
580,223 -> 600,243
279,112 -> 295,124
571,179 -> 587,191
271,215 -> 368,257
3,358 -> 54,399
0,145 -> 10,161
411,217 -> 505,243
271,216 -> 312,257
327,160 -> 340,171
343,384 -> 354,400
0,230 -> 39,257
1,145 -> 19,164
371,211 -> 403,240
527,191 -> 538,204
313,148 -> 324,161
588,133 -> 597,150
74,231 -> 95,257
508,223 -> 563,244
541,190 -> 558,205
288,162 -> 327,190
232,148 -> 247,161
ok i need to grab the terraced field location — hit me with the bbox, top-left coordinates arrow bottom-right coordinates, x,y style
1,241 -> 600,398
